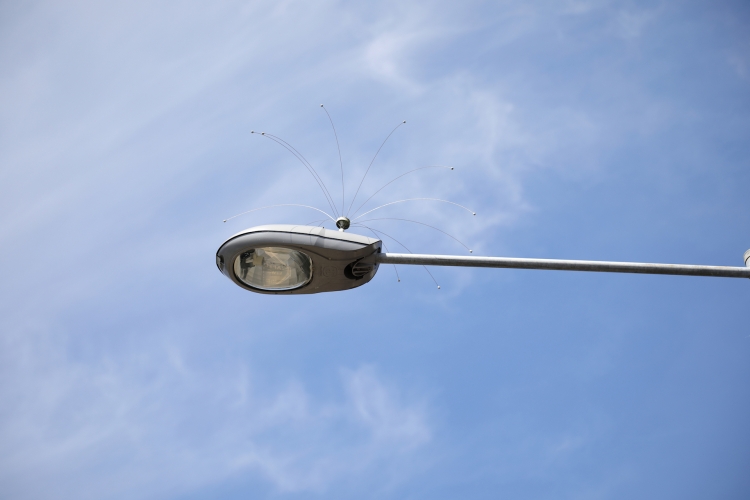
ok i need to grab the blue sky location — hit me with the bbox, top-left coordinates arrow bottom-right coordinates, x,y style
1,1 -> 749,499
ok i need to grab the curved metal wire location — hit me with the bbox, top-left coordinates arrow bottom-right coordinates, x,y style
320,105 -> 345,215
357,224 -> 401,282
263,132 -> 339,215
302,218 -> 328,226
356,217 -> 473,253
253,131 -> 339,216
346,120 -> 406,216
350,166 -> 454,218
288,219 -> 328,234
353,198 -> 476,220
223,204 -> 335,223
353,223 -> 440,289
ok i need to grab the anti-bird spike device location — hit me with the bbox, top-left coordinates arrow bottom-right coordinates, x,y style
219,108 -> 750,295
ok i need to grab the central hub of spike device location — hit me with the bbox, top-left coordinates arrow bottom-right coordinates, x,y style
336,217 -> 351,231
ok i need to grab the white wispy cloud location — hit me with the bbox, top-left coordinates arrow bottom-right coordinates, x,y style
0,326 -> 431,498
0,6 -> 619,494
3,1 -> 736,498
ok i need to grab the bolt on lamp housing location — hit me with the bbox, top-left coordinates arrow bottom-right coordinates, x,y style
216,225 -> 382,294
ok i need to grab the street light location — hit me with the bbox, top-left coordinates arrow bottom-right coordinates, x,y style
216,224 -> 380,294
230,107 -> 750,294
217,222 -> 750,294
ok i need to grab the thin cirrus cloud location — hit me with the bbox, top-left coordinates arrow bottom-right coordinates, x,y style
2,1 -> 749,499
0,327 -> 431,498
0,3 -> 657,496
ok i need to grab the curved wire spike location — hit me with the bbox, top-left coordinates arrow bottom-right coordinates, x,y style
290,218 -> 327,229
263,133 -> 340,216
356,217 -> 473,253
223,204 -> 335,223
252,131 -> 339,216
354,223 -> 440,289
299,217 -> 330,228
255,132 -> 336,214
303,218 -> 328,226
289,219 -> 329,233
320,104 -> 345,216
355,223 -> 438,288
353,198 -> 477,221
358,224 -> 401,282
350,166 -> 454,218
263,132 -> 339,214
255,133 -> 338,216
346,120 -> 406,216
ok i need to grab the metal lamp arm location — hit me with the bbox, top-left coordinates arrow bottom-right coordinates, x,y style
365,252 -> 750,279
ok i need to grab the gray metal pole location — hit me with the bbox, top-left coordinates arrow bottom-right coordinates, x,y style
366,252 -> 750,278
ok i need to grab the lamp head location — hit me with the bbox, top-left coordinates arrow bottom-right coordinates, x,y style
216,225 -> 381,294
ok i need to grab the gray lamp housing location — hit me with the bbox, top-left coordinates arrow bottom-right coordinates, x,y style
216,225 -> 382,294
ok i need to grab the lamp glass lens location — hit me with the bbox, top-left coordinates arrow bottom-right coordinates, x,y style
234,247 -> 313,291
